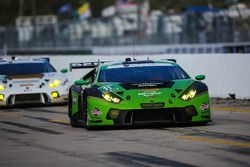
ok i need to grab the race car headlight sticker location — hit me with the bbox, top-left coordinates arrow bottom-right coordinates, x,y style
180,81 -> 208,101
0,94 -> 4,101
181,90 -> 196,101
49,80 -> 61,88
102,93 -> 121,104
0,84 -> 5,91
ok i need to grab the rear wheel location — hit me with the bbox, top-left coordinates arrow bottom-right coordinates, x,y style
200,121 -> 208,126
70,113 -> 82,127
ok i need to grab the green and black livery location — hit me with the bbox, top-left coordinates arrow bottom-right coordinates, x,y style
68,58 -> 211,128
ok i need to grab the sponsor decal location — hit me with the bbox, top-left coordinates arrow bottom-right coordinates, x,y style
72,97 -> 77,103
13,80 -> 40,84
23,86 -> 32,92
140,88 -> 159,91
136,82 -> 163,88
108,63 -> 173,69
92,108 -> 102,116
200,103 -> 209,111
20,84 -> 34,87
138,91 -> 162,97
23,89 -> 32,92
120,81 -> 174,90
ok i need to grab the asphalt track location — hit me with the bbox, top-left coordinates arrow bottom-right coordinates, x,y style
0,105 -> 249,167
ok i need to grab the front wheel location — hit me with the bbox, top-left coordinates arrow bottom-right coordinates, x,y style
70,113 -> 81,127
195,121 -> 208,126
68,90 -> 82,127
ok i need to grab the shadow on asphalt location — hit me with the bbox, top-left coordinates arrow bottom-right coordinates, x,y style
105,151 -> 197,167
0,103 -> 67,110
86,122 -> 210,131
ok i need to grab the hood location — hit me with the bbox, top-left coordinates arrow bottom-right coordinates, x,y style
5,72 -> 65,81
7,73 -> 44,80
3,72 -> 67,86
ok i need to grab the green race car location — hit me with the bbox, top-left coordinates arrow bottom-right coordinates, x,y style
68,58 -> 211,128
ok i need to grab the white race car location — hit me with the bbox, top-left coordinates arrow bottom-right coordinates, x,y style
0,57 -> 69,106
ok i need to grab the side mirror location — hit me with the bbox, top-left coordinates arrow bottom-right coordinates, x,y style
74,80 -> 87,86
60,68 -> 68,73
195,75 -> 205,81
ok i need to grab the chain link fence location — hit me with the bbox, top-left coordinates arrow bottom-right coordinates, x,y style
0,9 -> 250,50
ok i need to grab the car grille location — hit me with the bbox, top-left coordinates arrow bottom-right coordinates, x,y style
8,93 -> 48,105
133,109 -> 173,123
140,103 -> 165,109
15,94 -> 41,102
108,107 -> 196,125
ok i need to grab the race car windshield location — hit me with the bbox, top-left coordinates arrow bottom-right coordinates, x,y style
98,65 -> 190,83
0,63 -> 56,75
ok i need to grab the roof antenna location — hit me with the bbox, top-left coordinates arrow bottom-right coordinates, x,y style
3,44 -> 7,57
97,58 -> 100,65
133,39 -> 136,61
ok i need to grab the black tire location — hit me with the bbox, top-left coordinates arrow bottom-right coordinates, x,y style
68,90 -> 82,127
196,121 -> 208,126
81,94 -> 88,123
78,95 -> 90,128
70,113 -> 81,127
68,89 -> 72,118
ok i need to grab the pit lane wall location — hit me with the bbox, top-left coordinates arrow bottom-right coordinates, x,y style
45,54 -> 249,99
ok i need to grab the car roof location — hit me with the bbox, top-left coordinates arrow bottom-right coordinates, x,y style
0,58 -> 48,65
100,59 -> 177,70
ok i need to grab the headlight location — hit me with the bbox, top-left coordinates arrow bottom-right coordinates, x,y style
0,84 -> 5,91
180,81 -> 208,101
0,94 -> 4,101
181,90 -> 197,101
49,80 -> 61,88
102,93 -> 121,104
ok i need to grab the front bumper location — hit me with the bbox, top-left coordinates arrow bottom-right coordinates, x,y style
89,107 -> 210,126
106,108 -> 195,126
0,91 -> 68,106
86,94 -> 211,127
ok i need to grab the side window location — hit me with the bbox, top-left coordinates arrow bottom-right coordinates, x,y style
82,68 -> 96,84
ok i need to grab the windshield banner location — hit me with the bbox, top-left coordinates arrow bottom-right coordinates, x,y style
120,81 -> 174,90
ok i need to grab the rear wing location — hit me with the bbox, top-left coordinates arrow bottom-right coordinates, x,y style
164,59 -> 176,63
69,61 -> 110,72
33,57 -> 50,63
